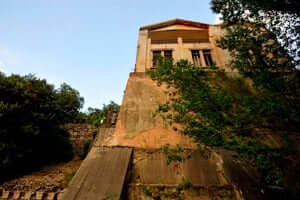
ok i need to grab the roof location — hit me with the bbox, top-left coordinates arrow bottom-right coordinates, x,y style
140,18 -> 212,31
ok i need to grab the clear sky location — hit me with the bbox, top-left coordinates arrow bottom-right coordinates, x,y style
0,0 -> 218,111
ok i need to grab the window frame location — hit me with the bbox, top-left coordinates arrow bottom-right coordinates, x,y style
203,49 -> 213,66
191,49 -> 202,67
151,49 -> 174,68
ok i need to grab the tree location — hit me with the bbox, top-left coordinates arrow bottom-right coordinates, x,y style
211,0 -> 300,126
147,56 -> 299,197
0,73 -> 84,180
84,101 -> 120,127
211,0 -> 300,65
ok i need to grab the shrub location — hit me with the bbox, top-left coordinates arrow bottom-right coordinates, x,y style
0,73 -> 83,181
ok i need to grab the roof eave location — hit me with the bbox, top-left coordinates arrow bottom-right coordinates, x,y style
139,18 -> 212,31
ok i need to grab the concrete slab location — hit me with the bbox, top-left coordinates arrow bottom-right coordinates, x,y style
130,149 -> 220,186
62,147 -> 132,200
183,151 -> 219,185
133,151 -> 182,184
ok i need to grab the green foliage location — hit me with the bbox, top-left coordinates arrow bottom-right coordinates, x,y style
211,1 -> 300,128
211,0 -> 300,66
74,101 -> 120,127
217,24 -> 299,96
0,73 -> 83,181
142,185 -> 153,197
176,178 -> 192,192
64,170 -> 76,186
209,2 -> 300,194
147,57 -> 299,189
162,144 -> 191,165
141,179 -> 191,200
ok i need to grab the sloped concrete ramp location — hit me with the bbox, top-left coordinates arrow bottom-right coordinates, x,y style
62,147 -> 132,200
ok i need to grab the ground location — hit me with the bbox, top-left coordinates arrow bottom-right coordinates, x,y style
0,157 -> 82,193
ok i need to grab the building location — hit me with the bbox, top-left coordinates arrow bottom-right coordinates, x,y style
135,18 -> 231,72
62,19 -> 248,200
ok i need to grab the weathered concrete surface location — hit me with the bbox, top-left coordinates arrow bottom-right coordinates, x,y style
94,128 -> 115,147
183,151 -> 220,185
62,147 -> 132,200
130,149 -> 222,186
126,185 -> 235,200
103,73 -> 196,149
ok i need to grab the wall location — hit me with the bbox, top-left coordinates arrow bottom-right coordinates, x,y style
135,22 -> 232,73
102,73 -> 195,149
0,190 -> 64,200
64,123 -> 98,156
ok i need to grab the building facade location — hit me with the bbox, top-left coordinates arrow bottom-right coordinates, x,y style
135,18 -> 231,72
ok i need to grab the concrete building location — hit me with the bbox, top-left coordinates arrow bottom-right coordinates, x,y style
135,18 -> 231,72
62,19 -> 252,200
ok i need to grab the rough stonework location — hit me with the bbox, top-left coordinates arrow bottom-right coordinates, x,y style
65,123 -> 98,156
0,189 -> 64,200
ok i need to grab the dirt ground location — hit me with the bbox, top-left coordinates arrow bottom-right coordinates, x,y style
0,158 -> 82,193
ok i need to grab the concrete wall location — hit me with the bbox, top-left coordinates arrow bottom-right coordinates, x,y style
102,73 -> 196,149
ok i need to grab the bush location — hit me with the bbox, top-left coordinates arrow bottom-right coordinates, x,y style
0,73 -> 84,181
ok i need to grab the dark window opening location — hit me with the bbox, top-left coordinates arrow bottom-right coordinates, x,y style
152,50 -> 161,67
164,50 -> 173,60
203,50 -> 213,66
191,50 -> 202,66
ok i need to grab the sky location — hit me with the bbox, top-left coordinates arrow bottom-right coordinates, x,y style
0,0 -> 219,111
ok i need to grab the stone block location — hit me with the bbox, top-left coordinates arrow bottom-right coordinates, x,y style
1,191 -> 10,200
47,192 -> 56,200
36,191 -> 44,200
12,191 -> 21,200
24,192 -> 33,200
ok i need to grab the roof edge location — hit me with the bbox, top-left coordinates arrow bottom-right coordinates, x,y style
140,18 -> 215,31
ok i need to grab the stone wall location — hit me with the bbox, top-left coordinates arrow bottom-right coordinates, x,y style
64,123 -> 99,156
0,189 -> 64,200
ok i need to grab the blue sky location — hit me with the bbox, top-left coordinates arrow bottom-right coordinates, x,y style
0,0 -> 219,110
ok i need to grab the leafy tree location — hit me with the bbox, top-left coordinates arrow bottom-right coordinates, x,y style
0,73 -> 84,181
74,101 -> 120,127
211,0 -> 300,65
147,57 -> 299,197
211,0 -> 300,102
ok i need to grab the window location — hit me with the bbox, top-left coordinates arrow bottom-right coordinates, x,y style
191,50 -> 202,66
164,50 -> 173,60
152,50 -> 173,67
203,50 -> 213,66
152,50 -> 161,67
